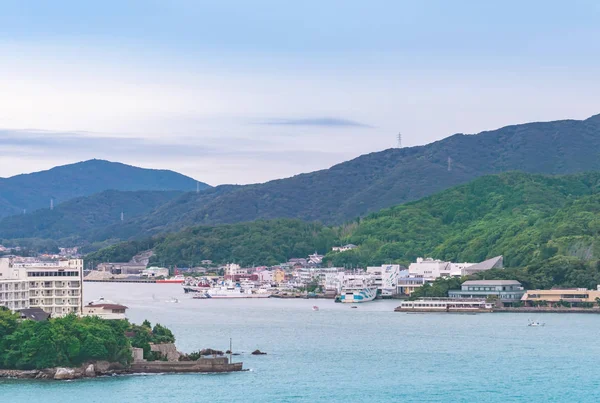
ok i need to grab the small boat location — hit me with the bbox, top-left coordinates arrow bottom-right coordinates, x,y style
528,320 -> 545,327
165,297 -> 179,303
351,306 -> 358,309
312,306 -> 319,311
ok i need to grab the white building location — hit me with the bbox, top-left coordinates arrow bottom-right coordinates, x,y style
332,244 -> 358,252
225,263 -> 246,277
1,258 -> 84,317
409,257 -> 476,279
141,267 -> 170,278
256,270 -> 273,282
366,265 -> 402,297
298,267 -> 343,285
82,297 -> 128,320
0,258 -> 29,311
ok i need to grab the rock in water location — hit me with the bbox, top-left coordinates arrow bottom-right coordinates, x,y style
54,367 -> 76,380
85,364 -> 96,377
251,350 -> 267,355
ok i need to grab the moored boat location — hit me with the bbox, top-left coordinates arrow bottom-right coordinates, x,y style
338,277 -> 377,303
156,275 -> 185,284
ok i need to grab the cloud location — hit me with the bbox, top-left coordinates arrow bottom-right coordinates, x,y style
256,117 -> 373,128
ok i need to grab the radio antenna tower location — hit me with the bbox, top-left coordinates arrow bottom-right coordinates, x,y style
447,157 -> 453,172
50,198 -> 54,210
196,181 -> 200,194
121,211 -> 124,222
397,132 -> 402,148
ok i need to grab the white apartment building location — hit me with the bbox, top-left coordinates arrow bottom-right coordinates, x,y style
0,258 -> 29,311
298,267 -> 344,285
225,263 -> 247,277
366,264 -> 402,297
0,257 -> 84,317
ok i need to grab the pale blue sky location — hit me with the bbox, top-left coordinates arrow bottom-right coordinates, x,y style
1,1 -> 599,184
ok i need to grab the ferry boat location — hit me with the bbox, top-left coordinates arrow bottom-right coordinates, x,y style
394,298 -> 493,313
337,277 -> 377,303
197,281 -> 271,299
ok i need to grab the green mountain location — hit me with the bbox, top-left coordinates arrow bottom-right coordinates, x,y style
0,159 -> 208,218
4,113 -> 600,245
87,171 -> 600,290
0,190 -> 184,244
93,113 -> 600,241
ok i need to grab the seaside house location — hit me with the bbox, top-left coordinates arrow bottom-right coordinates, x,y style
448,280 -> 524,306
521,287 -> 600,307
83,297 -> 128,320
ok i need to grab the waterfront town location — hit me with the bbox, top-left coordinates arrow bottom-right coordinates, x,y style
4,243 -> 600,317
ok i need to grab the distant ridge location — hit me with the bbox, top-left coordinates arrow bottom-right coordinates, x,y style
3,113 -> 600,245
0,159 -> 209,218
98,112 -> 600,239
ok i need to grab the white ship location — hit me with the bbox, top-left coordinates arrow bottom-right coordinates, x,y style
337,277 -> 377,303
201,281 -> 271,299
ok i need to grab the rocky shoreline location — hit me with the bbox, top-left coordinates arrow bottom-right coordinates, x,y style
0,361 -> 128,380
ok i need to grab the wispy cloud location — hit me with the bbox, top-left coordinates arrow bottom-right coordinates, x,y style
256,117 -> 373,128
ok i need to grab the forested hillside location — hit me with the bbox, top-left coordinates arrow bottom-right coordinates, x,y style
0,190 -> 184,243
86,219 -> 338,267
87,172 -> 600,291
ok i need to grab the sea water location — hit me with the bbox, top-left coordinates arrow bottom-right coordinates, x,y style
2,283 -> 600,403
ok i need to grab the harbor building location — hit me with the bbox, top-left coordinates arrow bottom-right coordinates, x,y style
521,287 -> 600,306
396,277 -> 429,296
448,280 -> 524,305
366,265 -> 402,297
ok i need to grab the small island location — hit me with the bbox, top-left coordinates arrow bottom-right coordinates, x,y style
0,310 -> 242,380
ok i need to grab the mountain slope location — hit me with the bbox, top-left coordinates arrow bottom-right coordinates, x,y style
100,113 -> 600,240
0,190 -> 184,242
89,172 -> 600,290
4,113 -> 600,243
0,159 -> 208,217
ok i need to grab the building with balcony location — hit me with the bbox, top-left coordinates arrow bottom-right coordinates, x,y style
448,280 -> 524,305
0,258 -> 29,311
16,258 -> 83,317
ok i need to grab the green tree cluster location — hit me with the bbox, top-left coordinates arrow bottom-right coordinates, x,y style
0,312 -> 131,370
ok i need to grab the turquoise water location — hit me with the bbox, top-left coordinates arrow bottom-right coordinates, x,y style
3,283 -> 600,402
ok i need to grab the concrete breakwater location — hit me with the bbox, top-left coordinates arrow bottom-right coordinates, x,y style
130,357 -> 243,373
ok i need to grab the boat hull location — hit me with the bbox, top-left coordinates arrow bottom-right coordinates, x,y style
339,287 -> 377,303
207,294 -> 271,299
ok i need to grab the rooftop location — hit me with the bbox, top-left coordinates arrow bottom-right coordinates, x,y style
462,280 -> 521,286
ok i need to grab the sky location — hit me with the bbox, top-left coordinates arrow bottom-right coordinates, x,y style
1,0 -> 599,185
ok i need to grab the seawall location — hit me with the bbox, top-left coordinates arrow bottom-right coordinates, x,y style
130,357 -> 243,373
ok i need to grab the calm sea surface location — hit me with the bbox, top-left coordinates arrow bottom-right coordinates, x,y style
3,282 -> 600,402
